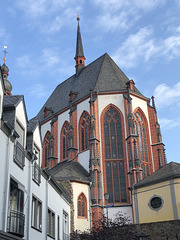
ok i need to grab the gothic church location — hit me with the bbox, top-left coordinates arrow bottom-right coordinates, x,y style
34,18 -> 166,231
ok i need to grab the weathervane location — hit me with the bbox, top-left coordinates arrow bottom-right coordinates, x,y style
3,46 -> 8,63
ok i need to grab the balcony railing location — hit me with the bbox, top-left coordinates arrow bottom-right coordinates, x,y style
33,162 -> 41,184
14,142 -> 25,168
7,210 -> 25,238
63,233 -> 70,240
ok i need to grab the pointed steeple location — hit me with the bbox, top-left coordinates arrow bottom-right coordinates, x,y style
74,15 -> 85,75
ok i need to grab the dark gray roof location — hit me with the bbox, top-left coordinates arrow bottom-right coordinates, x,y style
75,21 -> 84,58
43,168 -> 70,203
3,95 -> 28,128
26,119 -> 41,152
48,160 -> 89,183
3,95 -> 22,108
36,53 -> 145,122
27,118 -> 39,133
134,162 -> 180,189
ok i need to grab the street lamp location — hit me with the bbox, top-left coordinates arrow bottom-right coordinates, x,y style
104,193 -> 109,227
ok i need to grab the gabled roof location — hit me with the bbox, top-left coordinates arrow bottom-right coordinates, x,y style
48,160 -> 89,184
26,119 -> 40,152
3,95 -> 28,128
36,53 -> 145,122
134,162 -> 180,189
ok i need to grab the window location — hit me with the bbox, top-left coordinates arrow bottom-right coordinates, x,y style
14,120 -> 25,168
61,122 -> 70,160
79,111 -> 90,152
31,196 -> 42,231
32,144 -> 41,184
7,179 -> 25,237
102,106 -> 127,204
57,215 -> 60,240
15,120 -> 24,147
148,195 -> 163,211
42,131 -> 55,168
63,211 -> 69,240
134,110 -> 150,178
47,209 -> 55,238
77,193 -> 87,218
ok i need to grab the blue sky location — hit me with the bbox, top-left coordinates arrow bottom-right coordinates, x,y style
0,0 -> 180,163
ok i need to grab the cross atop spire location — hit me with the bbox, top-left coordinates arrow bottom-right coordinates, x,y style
74,15 -> 85,75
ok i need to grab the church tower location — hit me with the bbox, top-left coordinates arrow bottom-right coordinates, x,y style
74,16 -> 86,75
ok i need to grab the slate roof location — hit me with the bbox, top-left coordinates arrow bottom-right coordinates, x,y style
36,53 -> 146,122
48,160 -> 90,183
75,21 -> 84,58
2,95 -> 28,128
3,95 -> 22,108
26,119 -> 38,151
134,162 -> 180,189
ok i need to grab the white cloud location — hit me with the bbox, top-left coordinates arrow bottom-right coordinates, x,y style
112,26 -> 180,68
29,83 -> 49,97
40,49 -> 60,67
154,82 -> 180,109
17,55 -> 32,68
0,27 -> 5,38
112,27 -> 160,67
159,118 -> 180,129
91,0 -> 165,31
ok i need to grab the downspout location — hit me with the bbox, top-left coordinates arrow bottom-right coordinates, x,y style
45,175 -> 51,240
26,153 -> 36,240
96,92 -> 105,207
3,129 -> 14,231
88,181 -> 92,230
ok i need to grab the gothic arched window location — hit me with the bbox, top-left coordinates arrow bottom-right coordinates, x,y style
79,111 -> 90,152
102,106 -> 127,204
77,193 -> 87,218
61,121 -> 70,160
134,110 -> 150,178
42,131 -> 54,168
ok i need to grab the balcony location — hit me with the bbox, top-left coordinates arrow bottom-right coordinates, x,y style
33,162 -> 41,184
7,210 -> 25,238
14,142 -> 25,168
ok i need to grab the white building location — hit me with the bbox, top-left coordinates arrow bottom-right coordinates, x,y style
0,63 -> 71,240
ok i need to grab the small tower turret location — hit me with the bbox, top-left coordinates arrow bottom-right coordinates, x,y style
74,15 -> 86,75
1,46 -> 12,95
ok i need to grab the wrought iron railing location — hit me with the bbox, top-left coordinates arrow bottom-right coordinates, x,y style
33,162 -> 41,184
63,233 -> 70,240
13,141 -> 25,168
7,210 -> 25,237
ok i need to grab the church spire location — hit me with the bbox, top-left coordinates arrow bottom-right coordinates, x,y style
74,15 -> 85,75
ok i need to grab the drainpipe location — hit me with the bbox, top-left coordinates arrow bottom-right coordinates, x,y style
26,153 -> 36,240
88,181 -> 92,230
3,129 -> 14,231
45,175 -> 51,240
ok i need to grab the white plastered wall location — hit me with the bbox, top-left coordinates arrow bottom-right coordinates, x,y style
0,77 -> 3,119
77,98 -> 90,171
131,95 -> 154,171
15,100 -> 27,148
71,182 -> 91,231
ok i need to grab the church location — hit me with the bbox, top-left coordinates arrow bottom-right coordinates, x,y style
34,17 -> 167,231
